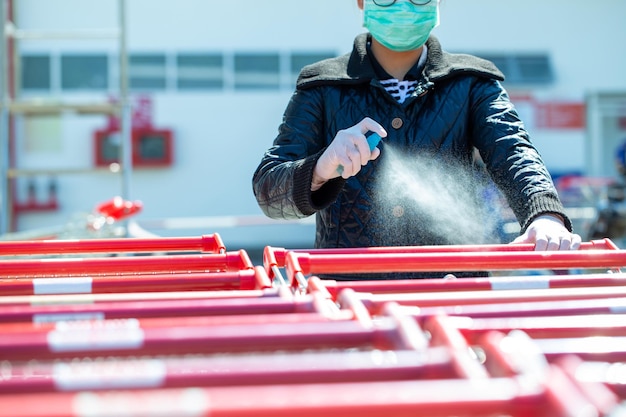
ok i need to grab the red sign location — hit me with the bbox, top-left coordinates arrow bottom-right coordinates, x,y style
509,95 -> 585,130
535,102 -> 585,129
106,95 -> 153,130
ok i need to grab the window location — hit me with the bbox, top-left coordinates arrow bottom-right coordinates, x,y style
516,55 -> 554,84
290,52 -> 335,73
61,54 -> 108,90
20,50 -> 345,93
139,133 -> 167,160
99,131 -> 121,162
21,54 -> 51,91
94,128 -> 173,167
290,52 -> 335,85
129,54 -> 167,91
234,53 -> 280,90
475,53 -> 554,85
176,53 -> 223,90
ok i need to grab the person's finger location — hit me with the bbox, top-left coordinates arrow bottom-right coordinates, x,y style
558,235 -> 572,251
350,155 -> 361,176
546,236 -> 561,251
345,143 -> 362,174
511,232 -> 530,244
560,233 -> 582,251
351,137 -> 371,166
570,233 -> 582,250
336,150 -> 353,178
513,224 -> 538,244
534,234 -> 548,251
358,117 -> 387,138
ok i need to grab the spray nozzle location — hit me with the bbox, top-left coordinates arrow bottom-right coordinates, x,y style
337,132 -> 383,176
365,132 -> 383,151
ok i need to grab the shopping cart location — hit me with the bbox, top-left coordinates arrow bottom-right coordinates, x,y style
0,235 -> 625,417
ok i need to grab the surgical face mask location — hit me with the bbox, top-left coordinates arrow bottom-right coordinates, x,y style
363,0 -> 440,52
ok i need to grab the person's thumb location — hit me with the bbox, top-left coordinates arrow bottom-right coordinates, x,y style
511,230 -> 532,244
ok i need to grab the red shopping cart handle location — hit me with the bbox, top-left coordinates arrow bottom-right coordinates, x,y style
94,196 -> 143,221
0,233 -> 226,256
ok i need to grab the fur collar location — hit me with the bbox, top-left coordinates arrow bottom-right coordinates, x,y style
296,33 -> 504,89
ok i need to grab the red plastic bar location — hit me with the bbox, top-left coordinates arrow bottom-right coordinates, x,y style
0,266 -> 272,296
264,239 -> 619,277
356,286 -> 626,310
0,250 -> 253,278
0,293 -> 319,324
0,378 -> 567,417
309,273 -> 626,299
0,288 -> 281,307
554,357 -> 626,400
422,315 -> 489,380
284,250 -> 626,283
554,355 -> 622,413
322,288 -> 431,352
0,274 -> 288,307
542,364 -> 613,417
263,239 -> 618,271
408,297 -> 626,319
334,288 -> 375,329
471,329 -> 619,416
0,348 -> 457,394
0,317 -> 406,361
475,331 -> 520,377
0,233 -> 226,255
533,337 -> 626,362
450,314 -> 626,342
0,309 -> 353,335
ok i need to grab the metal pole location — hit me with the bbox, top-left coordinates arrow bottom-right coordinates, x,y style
586,92 -> 602,177
0,0 -> 10,236
118,0 -> 132,235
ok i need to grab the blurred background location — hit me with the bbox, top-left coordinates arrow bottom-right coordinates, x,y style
1,0 -> 626,253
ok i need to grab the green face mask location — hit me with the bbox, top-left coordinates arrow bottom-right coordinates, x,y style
363,0 -> 439,52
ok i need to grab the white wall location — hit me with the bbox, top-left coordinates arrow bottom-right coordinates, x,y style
9,0 -> 626,243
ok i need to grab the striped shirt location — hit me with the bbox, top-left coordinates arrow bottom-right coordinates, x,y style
380,79 -> 419,104
377,44 -> 428,104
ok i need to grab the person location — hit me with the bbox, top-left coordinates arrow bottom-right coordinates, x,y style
252,0 -> 581,279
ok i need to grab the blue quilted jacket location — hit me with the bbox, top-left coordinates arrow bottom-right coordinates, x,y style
253,33 -> 571,256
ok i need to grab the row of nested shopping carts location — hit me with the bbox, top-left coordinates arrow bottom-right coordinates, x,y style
0,233 -> 625,417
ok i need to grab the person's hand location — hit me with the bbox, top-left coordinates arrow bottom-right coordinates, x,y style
312,118 -> 387,190
511,214 -> 582,250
